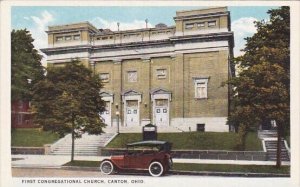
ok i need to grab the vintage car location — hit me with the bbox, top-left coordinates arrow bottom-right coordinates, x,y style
100,140 -> 173,177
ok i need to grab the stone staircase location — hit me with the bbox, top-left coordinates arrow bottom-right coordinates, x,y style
49,133 -> 117,156
259,130 -> 290,161
264,139 -> 290,161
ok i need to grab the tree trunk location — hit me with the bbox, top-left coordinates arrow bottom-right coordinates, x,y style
276,123 -> 282,168
71,118 -> 75,162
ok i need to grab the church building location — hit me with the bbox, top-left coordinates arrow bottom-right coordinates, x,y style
41,7 -> 234,132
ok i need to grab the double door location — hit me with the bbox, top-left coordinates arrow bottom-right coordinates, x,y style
126,100 -> 139,126
154,99 -> 169,126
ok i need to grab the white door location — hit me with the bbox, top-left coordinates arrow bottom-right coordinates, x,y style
126,100 -> 139,126
154,99 -> 169,126
100,101 -> 111,126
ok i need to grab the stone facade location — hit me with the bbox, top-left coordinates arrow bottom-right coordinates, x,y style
41,7 -> 234,132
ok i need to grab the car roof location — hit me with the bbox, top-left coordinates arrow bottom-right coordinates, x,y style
126,140 -> 168,146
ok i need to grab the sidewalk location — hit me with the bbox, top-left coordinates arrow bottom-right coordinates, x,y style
11,154 -> 290,168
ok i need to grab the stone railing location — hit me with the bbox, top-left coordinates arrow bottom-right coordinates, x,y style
11,147 -> 45,155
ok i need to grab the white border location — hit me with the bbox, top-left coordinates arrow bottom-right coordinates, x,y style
1,1 -> 299,187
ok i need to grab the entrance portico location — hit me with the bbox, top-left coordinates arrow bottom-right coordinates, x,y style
100,92 -> 113,127
122,90 -> 142,126
151,88 -> 171,126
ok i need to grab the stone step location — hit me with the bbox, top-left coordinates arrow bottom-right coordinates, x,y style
50,132 -> 116,156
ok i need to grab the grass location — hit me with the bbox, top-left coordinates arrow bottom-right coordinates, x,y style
106,132 -> 262,151
64,160 -> 101,167
63,160 -> 289,174
11,128 -> 60,147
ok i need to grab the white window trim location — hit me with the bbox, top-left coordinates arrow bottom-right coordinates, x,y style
194,78 -> 209,99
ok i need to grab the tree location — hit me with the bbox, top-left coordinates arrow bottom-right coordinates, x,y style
32,60 -> 106,161
11,29 -> 44,101
228,7 -> 290,167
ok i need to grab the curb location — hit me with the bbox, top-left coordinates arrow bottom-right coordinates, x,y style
170,170 -> 290,177
61,166 -> 289,177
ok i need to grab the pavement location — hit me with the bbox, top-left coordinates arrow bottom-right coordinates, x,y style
11,154 -> 291,168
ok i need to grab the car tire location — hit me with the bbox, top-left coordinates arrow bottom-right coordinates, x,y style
100,160 -> 114,175
148,161 -> 164,177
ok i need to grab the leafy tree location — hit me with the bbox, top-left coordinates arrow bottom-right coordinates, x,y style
32,60 -> 106,161
228,7 -> 290,167
11,29 -> 44,101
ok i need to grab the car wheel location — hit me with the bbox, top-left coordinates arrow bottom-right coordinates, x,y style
100,160 -> 114,175
149,161 -> 164,177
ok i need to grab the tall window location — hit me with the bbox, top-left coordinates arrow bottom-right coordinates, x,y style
194,78 -> 208,99
127,71 -> 137,82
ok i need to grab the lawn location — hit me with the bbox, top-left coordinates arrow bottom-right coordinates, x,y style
106,132 -> 262,151
64,160 -> 289,174
11,128 -> 60,147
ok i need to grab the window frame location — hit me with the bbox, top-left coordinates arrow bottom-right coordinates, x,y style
73,35 -> 80,40
156,68 -> 167,79
197,22 -> 205,28
208,21 -> 217,27
65,36 -> 72,41
185,23 -> 194,30
194,78 -> 209,99
99,73 -> 110,83
127,70 -> 138,82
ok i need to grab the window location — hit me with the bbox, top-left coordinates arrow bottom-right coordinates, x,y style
197,124 -> 205,132
185,23 -> 194,29
56,37 -> 63,41
99,73 -> 110,83
74,35 -> 80,40
197,22 -> 205,28
208,21 -> 216,27
65,36 -> 72,41
128,71 -> 137,82
194,78 -> 208,99
156,69 -> 167,79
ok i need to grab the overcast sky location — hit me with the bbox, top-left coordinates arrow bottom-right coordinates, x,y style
11,6 -> 277,61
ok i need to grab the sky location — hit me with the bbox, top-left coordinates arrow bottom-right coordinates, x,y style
11,6 -> 278,60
